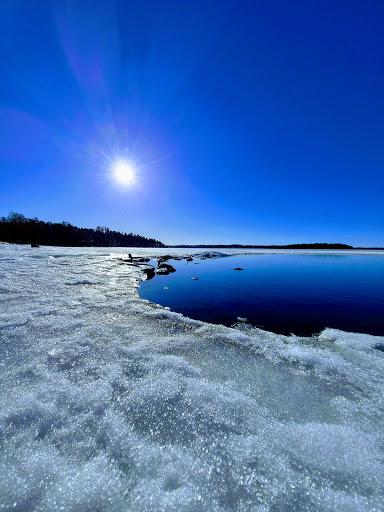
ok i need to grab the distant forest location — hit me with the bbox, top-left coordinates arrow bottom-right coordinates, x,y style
1,212 -> 379,250
0,213 -> 164,247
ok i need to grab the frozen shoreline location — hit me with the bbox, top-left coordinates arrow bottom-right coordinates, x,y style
1,245 -> 383,511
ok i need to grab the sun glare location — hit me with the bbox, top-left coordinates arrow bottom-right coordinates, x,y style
110,159 -> 138,187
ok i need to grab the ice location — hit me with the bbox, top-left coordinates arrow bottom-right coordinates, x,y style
0,244 -> 383,511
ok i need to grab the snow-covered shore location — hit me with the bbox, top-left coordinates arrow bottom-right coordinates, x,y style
1,244 -> 383,511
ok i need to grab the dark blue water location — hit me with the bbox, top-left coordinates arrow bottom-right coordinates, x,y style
139,253 -> 384,336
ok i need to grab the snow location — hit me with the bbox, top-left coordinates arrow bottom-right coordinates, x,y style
0,244 -> 383,511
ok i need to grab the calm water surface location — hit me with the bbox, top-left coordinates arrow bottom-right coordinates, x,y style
140,253 -> 384,336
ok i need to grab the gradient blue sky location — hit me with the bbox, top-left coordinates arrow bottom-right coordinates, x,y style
0,0 -> 383,245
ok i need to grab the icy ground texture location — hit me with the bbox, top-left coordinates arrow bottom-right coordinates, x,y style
1,245 -> 383,512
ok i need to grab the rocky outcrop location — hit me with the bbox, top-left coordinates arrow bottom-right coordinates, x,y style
119,254 -> 178,279
157,255 -> 172,265
158,263 -> 176,273
194,251 -> 229,259
156,267 -> 171,275
142,267 -> 156,280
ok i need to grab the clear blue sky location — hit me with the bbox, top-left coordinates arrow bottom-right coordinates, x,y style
0,0 -> 383,245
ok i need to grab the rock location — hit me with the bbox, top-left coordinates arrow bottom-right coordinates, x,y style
31,243 -> 39,248
156,267 -> 171,275
157,255 -> 172,264
233,267 -> 243,271
142,267 -> 155,280
158,263 -> 176,273
195,251 -> 228,259
192,276 -> 199,280
185,257 -> 193,261
132,257 -> 150,263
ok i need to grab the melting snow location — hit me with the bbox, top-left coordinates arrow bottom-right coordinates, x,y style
0,244 -> 383,511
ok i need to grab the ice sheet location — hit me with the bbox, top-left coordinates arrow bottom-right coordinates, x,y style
0,244 -> 383,511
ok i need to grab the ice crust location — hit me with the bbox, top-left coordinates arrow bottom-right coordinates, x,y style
0,245 -> 383,511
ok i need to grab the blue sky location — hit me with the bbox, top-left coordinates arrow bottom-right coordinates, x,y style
0,0 -> 383,245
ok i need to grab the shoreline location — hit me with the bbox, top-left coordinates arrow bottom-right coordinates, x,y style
122,249 -> 384,339
1,244 -> 383,510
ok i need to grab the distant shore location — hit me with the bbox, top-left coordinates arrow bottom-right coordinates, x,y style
167,243 -> 384,250
0,213 -> 164,248
1,213 -> 383,250
2,241 -> 384,251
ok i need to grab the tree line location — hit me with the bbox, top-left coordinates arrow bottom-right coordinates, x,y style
0,212 -> 164,247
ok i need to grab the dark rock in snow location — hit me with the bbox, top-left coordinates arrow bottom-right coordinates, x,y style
31,243 -> 39,248
185,257 -> 193,261
156,267 -> 171,275
157,255 -> 172,264
142,267 -> 155,280
195,251 -> 229,259
233,267 -> 244,271
158,263 -> 176,273
192,276 -> 199,280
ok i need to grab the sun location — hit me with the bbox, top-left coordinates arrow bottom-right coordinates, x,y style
110,158 -> 138,187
